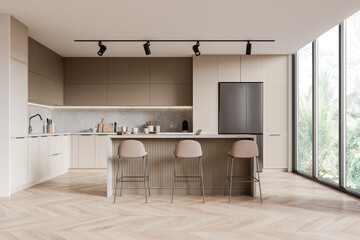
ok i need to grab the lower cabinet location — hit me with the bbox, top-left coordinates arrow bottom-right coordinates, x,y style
11,135 -> 70,193
263,135 -> 288,169
11,138 -> 28,189
71,135 -> 109,168
38,136 -> 49,179
28,137 -> 39,182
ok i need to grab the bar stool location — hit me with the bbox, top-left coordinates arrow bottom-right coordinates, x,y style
224,140 -> 262,203
114,140 -> 150,203
172,140 -> 205,203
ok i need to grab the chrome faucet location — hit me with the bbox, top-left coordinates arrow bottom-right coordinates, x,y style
29,114 -> 43,134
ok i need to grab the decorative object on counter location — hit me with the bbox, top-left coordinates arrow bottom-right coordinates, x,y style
46,118 -> 54,133
156,125 -> 160,133
90,127 -> 97,133
114,122 -> 117,132
98,118 -> 114,133
144,128 -> 149,134
117,131 -> 157,135
146,121 -> 155,132
195,129 -> 202,135
182,120 -> 189,132
132,127 -> 139,134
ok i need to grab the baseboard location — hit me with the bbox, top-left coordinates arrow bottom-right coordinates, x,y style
11,169 -> 69,194
262,168 -> 289,173
68,168 -> 107,173
111,187 -> 251,196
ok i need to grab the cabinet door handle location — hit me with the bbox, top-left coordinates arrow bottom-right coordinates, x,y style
269,134 -> 281,136
50,153 -> 61,156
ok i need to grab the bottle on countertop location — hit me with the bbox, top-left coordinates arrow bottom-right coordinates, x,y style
114,122 -> 117,132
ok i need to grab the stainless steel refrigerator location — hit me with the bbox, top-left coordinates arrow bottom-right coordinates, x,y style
218,82 -> 263,171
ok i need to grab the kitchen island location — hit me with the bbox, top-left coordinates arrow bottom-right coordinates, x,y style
107,134 -> 257,198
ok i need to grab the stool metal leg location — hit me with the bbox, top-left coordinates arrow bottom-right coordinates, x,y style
146,156 -> 150,196
114,157 -> 120,203
224,155 -> 230,196
120,157 -> 124,196
143,156 -> 148,203
256,156 -> 263,203
199,157 -> 205,203
229,157 -> 234,203
171,157 -> 177,203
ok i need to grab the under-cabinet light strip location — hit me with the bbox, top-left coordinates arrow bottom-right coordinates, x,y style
28,102 -> 192,110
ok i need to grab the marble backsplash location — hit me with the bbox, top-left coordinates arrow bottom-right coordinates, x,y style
28,105 -> 193,134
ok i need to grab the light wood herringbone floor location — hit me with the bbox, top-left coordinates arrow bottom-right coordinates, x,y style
0,172 -> 359,240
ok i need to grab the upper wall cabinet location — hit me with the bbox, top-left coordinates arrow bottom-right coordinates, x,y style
240,56 -> 263,82
263,55 -> 288,83
150,83 -> 192,106
29,38 -> 64,83
28,38 -> 64,105
193,56 -> 218,83
64,57 -> 193,106
108,58 -> 149,83
64,58 -> 107,84
10,17 -> 28,64
150,58 -> 192,83
219,55 -> 240,82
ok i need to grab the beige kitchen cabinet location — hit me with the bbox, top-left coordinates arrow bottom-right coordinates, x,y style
108,84 -> 150,106
150,83 -> 192,106
10,17 -> 28,64
219,55 -> 241,82
150,58 -> 192,83
263,55 -> 288,83
28,37 -> 64,105
264,82 -> 288,134
64,83 -> 108,106
193,55 -> 218,83
27,137 -> 39,183
64,58 -> 107,84
48,135 -> 63,155
10,59 -> 28,138
193,82 -> 218,133
263,135 -> 288,169
96,136 -> 108,168
62,136 -> 71,170
38,136 -> 49,180
49,154 -> 63,176
108,58 -> 149,83
11,138 -> 28,189
70,135 -> 79,168
79,135 -> 96,168
240,55 -> 263,82
48,135 -> 64,176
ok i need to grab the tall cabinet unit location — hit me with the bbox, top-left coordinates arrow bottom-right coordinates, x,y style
9,17 -> 29,193
193,55 -> 289,171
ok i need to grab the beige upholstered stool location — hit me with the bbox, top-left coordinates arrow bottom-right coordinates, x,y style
224,140 -> 262,203
172,140 -> 205,203
114,140 -> 150,203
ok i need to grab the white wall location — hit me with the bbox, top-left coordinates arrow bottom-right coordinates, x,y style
0,14 -> 11,197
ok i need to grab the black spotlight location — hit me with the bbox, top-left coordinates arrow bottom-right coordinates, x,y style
246,41 -> 252,55
97,41 -> 107,56
143,41 -> 151,55
192,41 -> 201,56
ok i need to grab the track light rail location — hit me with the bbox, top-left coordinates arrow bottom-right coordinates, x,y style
75,39 -> 275,42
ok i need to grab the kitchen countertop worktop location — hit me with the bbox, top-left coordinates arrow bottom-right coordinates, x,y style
110,133 -> 256,139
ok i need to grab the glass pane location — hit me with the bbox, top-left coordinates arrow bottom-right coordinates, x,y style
346,11 -> 360,192
318,26 -> 339,183
297,43 -> 313,174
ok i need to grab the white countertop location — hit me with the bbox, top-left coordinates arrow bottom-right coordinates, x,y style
28,132 -> 256,139
110,133 -> 256,139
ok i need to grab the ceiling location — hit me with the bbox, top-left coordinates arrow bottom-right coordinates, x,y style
1,0 -> 360,57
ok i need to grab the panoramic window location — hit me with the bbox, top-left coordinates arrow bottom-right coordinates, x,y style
346,11 -> 360,192
297,43 -> 313,174
317,25 -> 339,183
